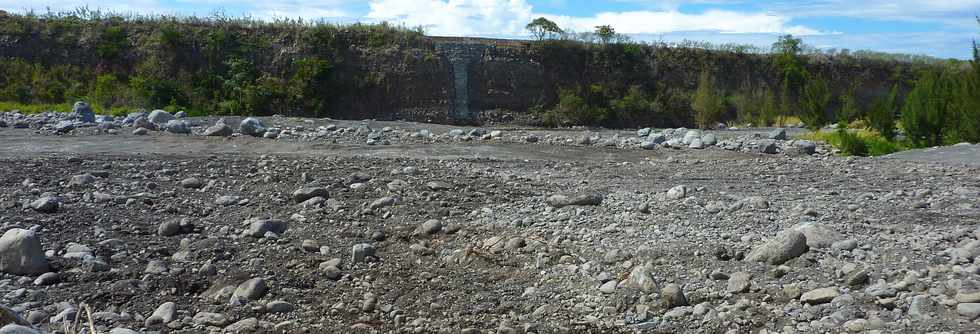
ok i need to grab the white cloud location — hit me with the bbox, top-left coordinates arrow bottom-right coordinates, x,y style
364,0 -> 825,37
764,0 -> 980,28
544,9 -> 827,36
366,0 -> 533,36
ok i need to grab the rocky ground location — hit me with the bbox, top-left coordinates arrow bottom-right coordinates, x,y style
0,106 -> 979,334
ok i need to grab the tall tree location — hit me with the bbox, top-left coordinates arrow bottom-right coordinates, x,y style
902,70 -> 954,147
526,17 -> 563,41
799,75 -> 831,130
771,35 -> 808,117
691,68 -> 724,129
595,25 -> 616,44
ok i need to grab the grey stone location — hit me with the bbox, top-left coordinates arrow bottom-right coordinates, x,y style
425,181 -> 453,191
416,220 -> 443,235
0,229 -> 49,275
193,312 -> 228,326
132,127 -> 149,136
727,272 -> 752,293
755,140 -> 778,154
689,138 -> 704,149
203,122 -> 233,137
599,280 -> 618,294
69,174 -> 95,187
0,325 -> 39,334
546,193 -> 603,208
215,195 -> 240,206
648,133 -> 666,144
54,121 -> 75,133
768,128 -> 787,140
351,243 -> 376,263
239,117 -> 267,137
791,140 -> 817,155
292,187 -> 329,203
145,302 -> 176,326
30,197 -> 59,213
701,133 -> 718,146
957,303 -> 980,319
745,229 -> 809,265
164,119 -> 191,134
109,328 -> 139,334
908,294 -> 934,320
637,128 -> 651,137
661,284 -> 688,308
224,318 -> 260,333
800,287 -> 841,305
265,301 -> 295,313
233,278 -> 268,301
147,110 -> 174,126
246,219 -> 287,238
70,101 -> 95,123
180,177 -> 204,189
0,305 -> 30,327
33,272 -> 59,286
793,222 -> 844,249
622,264 -> 659,293
682,130 -> 701,145
666,185 -> 688,200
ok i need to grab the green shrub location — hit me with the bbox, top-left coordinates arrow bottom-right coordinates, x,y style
691,68 -> 724,128
545,86 -> 609,127
610,85 -> 655,126
864,85 -> 897,139
95,24 -> 129,61
799,75 -> 831,130
835,124 -> 869,156
901,69 -> 954,147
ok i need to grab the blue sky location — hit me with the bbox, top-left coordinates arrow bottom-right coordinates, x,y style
2,0 -> 977,59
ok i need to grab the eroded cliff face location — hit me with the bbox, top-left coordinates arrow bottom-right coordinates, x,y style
0,13 -> 918,127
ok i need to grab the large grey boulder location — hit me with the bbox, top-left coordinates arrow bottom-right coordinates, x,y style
147,110 -> 175,126
755,140 -> 779,154
69,101 -> 95,123
203,119 -> 233,137
164,120 -> 191,134
54,121 -> 75,133
0,229 -> 49,275
790,140 -> 817,155
701,133 -> 718,146
792,222 -> 844,249
746,229 -> 809,265
232,278 -> 268,301
768,128 -> 787,140
682,130 -> 701,145
239,117 -> 267,137
29,197 -> 59,213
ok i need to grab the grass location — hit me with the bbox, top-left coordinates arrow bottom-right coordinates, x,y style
774,115 -> 802,127
0,101 -> 202,117
801,128 -> 907,157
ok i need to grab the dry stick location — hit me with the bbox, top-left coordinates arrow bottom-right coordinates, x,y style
84,303 -> 97,334
69,306 -> 84,334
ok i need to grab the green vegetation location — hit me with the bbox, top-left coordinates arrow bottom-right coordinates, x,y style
901,69 -> 955,147
799,75 -> 831,130
0,9 -> 428,117
0,9 -> 974,148
526,17 -> 563,41
802,127 -> 906,157
691,68 -> 724,128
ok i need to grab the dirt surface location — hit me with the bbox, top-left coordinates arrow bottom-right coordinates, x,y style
1,115 -> 979,334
